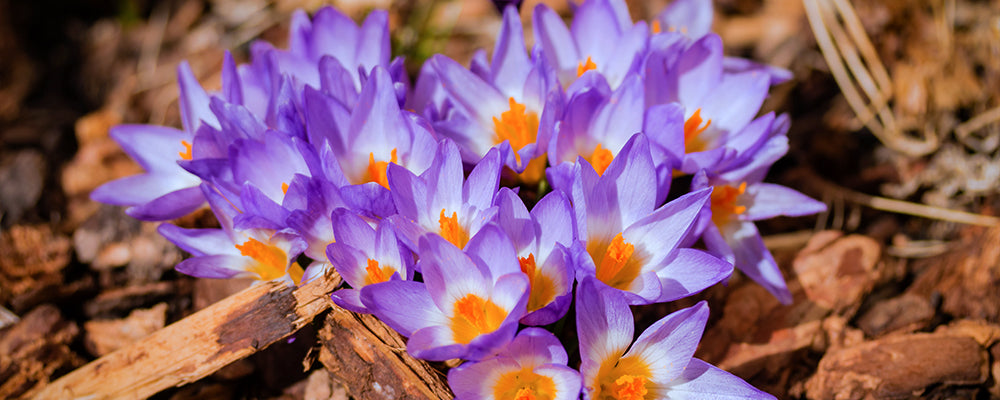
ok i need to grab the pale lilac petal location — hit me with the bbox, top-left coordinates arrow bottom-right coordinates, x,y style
448,357 -> 518,400
657,0 -> 714,40
408,325 -> 469,361
627,301 -> 709,384
655,248 -> 732,302
331,288 -> 368,314
157,224 -> 236,257
624,187 -> 710,256
360,280 -> 447,337
699,71 -> 770,133
177,61 -> 219,133
176,255 -> 254,279
531,190 -> 575,257
532,4 -> 580,72
676,34 -> 723,106
491,6 -> 531,96
464,148 -> 502,211
571,0 -> 622,66
664,358 -> 777,399
723,221 -> 792,304
575,278 -> 633,381
743,183 -> 827,220
125,186 -> 206,221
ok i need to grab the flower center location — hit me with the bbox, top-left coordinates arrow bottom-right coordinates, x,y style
588,233 -> 644,291
178,140 -> 193,160
710,182 -> 747,228
438,209 -> 469,249
235,237 -> 289,281
592,356 -> 654,400
683,109 -> 712,154
494,97 -> 539,164
366,148 -> 398,189
519,253 -> 557,313
450,294 -> 507,344
588,143 -> 614,176
493,366 -> 558,400
364,258 -> 395,286
577,56 -> 597,77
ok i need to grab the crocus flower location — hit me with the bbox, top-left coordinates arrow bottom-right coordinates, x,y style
327,209 -> 414,314
532,0 -> 648,90
387,140 -> 501,251
495,188 -> 575,325
158,183 -> 307,284
692,166 -> 826,304
361,226 -> 529,361
448,327 -> 581,400
428,5 -> 562,183
90,62 -> 216,220
576,277 -> 777,400
551,134 -> 732,305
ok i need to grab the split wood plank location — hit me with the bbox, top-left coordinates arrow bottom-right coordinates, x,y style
32,274 -> 340,400
319,306 -> 454,399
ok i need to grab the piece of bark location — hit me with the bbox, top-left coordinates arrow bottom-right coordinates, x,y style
792,231 -> 881,316
84,303 -> 168,356
319,306 -> 453,400
909,227 -> 1000,321
0,305 -> 83,399
0,224 -> 72,305
304,370 -> 349,400
805,332 -> 988,399
32,274 -> 339,400
856,293 -> 935,338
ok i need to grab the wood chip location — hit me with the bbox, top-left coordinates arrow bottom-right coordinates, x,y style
0,305 -> 84,399
84,303 -> 168,356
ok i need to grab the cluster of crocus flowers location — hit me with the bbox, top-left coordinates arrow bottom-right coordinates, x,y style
93,0 -> 823,398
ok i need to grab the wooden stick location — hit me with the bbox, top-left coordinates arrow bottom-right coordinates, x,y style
319,306 -> 454,400
32,274 -> 340,400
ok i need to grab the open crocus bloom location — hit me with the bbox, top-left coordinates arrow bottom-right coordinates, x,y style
361,227 -> 528,361
532,0 -> 648,90
327,209 -> 414,314
692,169 -> 826,304
387,140 -> 501,252
448,327 -> 581,400
90,63 -> 216,221
552,134 -> 732,305
576,277 -> 776,400
495,188 -> 576,326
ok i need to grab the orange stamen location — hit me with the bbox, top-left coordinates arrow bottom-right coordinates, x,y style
439,209 -> 469,249
235,237 -> 288,281
493,97 -> 540,164
651,20 -> 662,34
451,294 -> 506,344
577,56 -> 597,77
614,375 -> 648,400
683,109 -> 712,153
589,143 -> 614,176
364,258 -> 395,285
178,140 -> 193,160
519,254 -> 557,312
595,233 -> 635,285
710,182 -> 747,228
366,148 -> 398,189
493,367 -> 558,400
281,182 -> 289,195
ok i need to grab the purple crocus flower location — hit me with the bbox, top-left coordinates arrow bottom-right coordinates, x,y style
327,209 -> 414,314
495,188 -> 575,325
158,183 -> 307,284
427,6 -> 562,184
90,62 -> 217,221
550,134 -> 732,305
576,277 -> 777,400
448,327 -> 581,400
532,0 -> 648,90
387,140 -> 501,251
692,165 -> 826,304
361,226 -> 529,361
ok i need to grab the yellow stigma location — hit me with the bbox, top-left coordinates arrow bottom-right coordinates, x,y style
366,148 -> 398,189
588,143 -> 614,176
577,56 -> 597,77
450,294 -> 506,344
710,182 -> 747,228
494,97 -> 540,164
438,209 -> 469,249
494,366 -> 558,400
588,233 -> 644,291
235,237 -> 291,281
520,253 -> 557,313
178,140 -> 193,160
364,258 -> 395,286
592,356 -> 654,400
683,109 -> 712,154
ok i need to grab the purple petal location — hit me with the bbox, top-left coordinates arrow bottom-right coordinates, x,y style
491,6 -> 531,95
655,248 -> 732,302
532,3 -> 580,72
627,301 -> 709,384
657,0 -> 714,40
575,277 -> 633,381
177,61 -> 218,133
175,255 -> 253,279
361,280 -> 446,337
124,186 -> 206,221
665,358 -> 777,399
723,221 -> 792,304
743,183 -> 827,220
